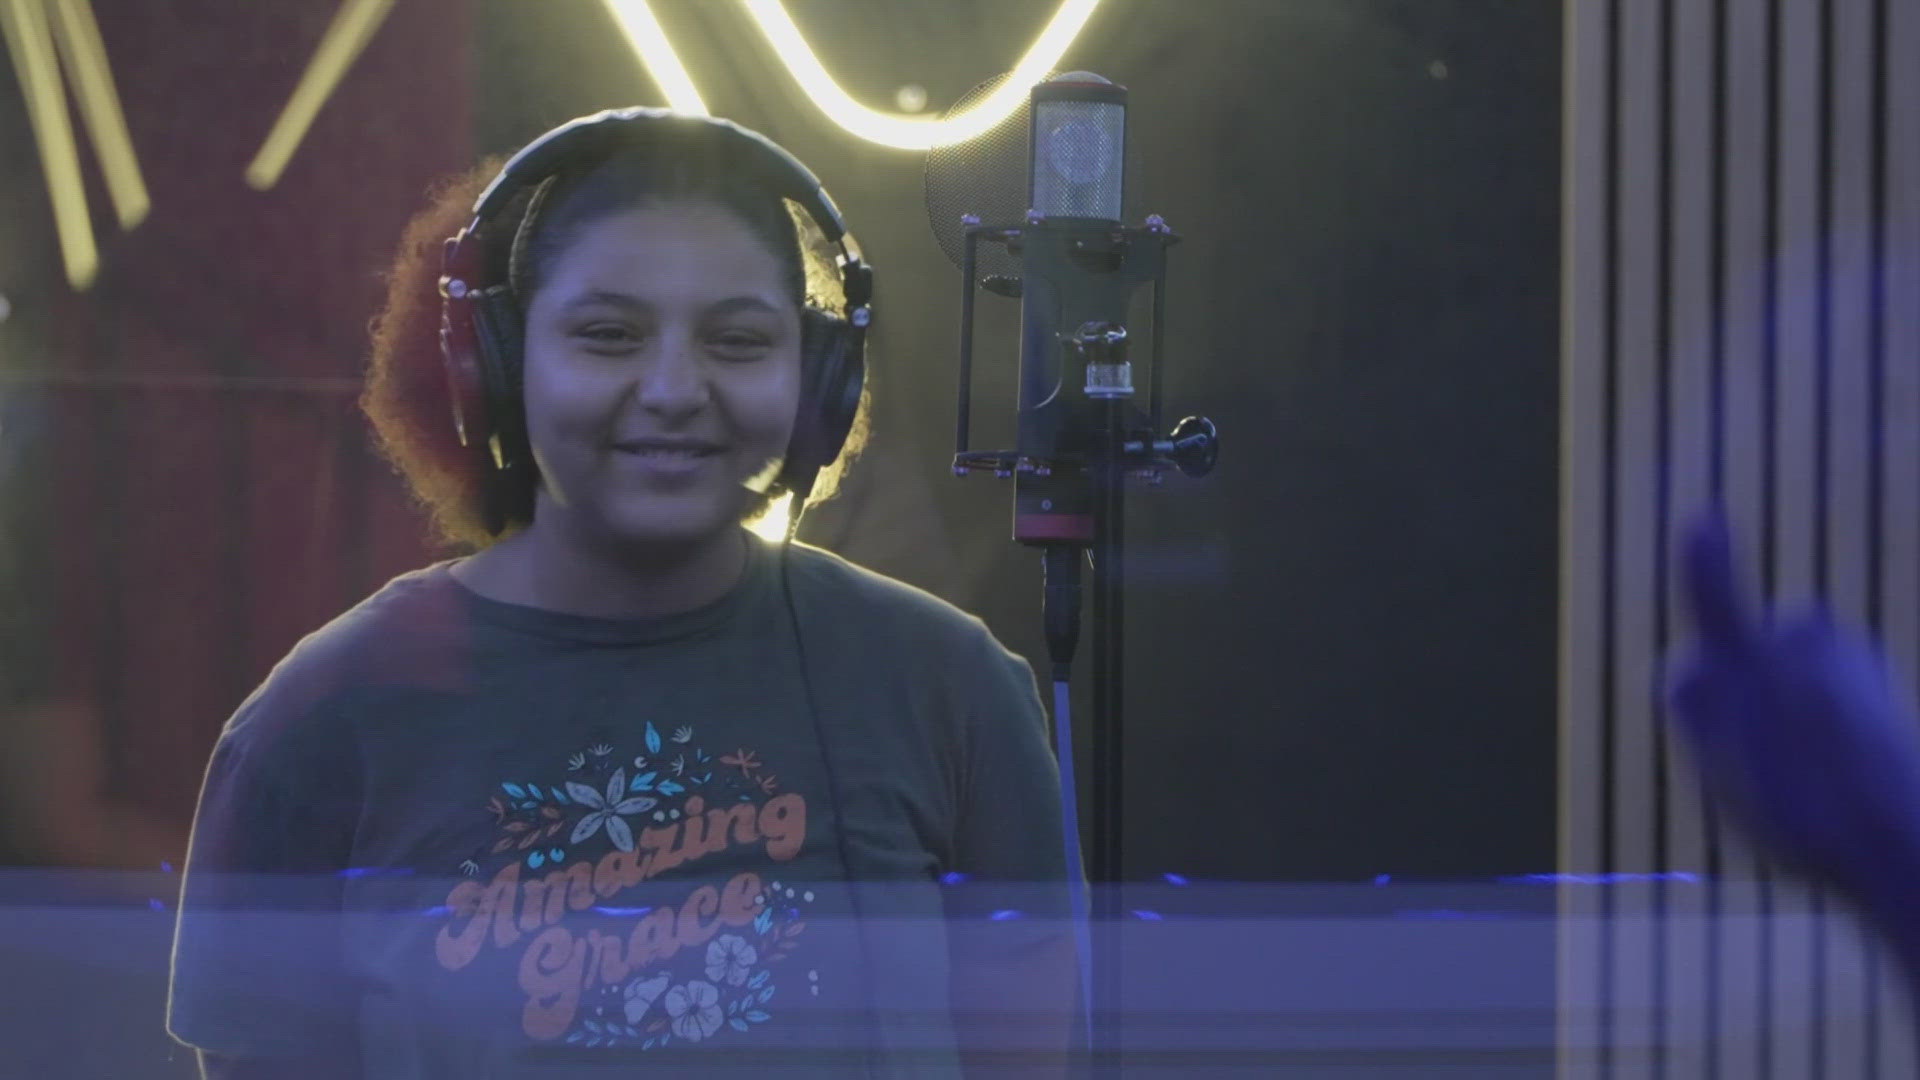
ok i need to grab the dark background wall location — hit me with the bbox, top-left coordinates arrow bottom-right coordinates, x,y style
0,0 -> 1559,885
0,0 -> 472,868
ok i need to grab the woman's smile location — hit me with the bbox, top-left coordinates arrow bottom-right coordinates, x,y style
610,438 -> 729,479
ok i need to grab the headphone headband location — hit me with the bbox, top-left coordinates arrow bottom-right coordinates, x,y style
466,107 -> 850,247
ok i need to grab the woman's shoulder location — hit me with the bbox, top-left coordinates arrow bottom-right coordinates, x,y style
778,543 -> 1046,735
224,561 -> 470,743
776,541 -> 1039,697
779,541 -> 997,645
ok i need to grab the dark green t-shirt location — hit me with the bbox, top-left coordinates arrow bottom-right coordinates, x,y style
166,536 -> 1072,1077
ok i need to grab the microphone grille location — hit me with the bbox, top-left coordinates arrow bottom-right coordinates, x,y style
1031,74 -> 1126,221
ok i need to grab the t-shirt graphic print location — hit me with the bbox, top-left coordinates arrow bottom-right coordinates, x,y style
434,721 -> 826,1053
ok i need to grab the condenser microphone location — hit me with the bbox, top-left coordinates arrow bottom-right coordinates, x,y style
930,71 -> 1215,1066
1013,73 -> 1130,546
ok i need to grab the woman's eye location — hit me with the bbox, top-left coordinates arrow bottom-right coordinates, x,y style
710,331 -> 772,355
575,325 -> 642,348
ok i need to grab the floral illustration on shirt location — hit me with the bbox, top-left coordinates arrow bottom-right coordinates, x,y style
707,932 -> 756,985
569,874 -> 816,1049
434,722 -> 816,1050
467,722 -> 755,874
566,767 -> 656,851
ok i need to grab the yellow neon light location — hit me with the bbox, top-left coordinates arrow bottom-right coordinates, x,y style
739,0 -> 1104,150
44,0 -> 145,228
10,0 -> 1105,290
1,0 -> 95,287
601,0 -> 708,115
245,0 -> 395,190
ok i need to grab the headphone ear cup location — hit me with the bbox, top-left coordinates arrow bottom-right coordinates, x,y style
471,289 -> 530,472
787,308 -> 865,486
470,289 -> 535,534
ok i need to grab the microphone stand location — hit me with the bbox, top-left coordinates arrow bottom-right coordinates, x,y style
952,213 -> 1218,1072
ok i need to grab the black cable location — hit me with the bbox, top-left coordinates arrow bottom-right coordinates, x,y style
776,534 -> 881,1079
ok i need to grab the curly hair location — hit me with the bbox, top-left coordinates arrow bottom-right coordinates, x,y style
361,151 -> 871,552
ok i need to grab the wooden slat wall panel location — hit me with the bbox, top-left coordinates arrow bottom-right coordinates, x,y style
1612,0 -> 1666,1070
1662,0 -> 1715,1069
1879,0 -> 1920,1072
1821,0 -> 1879,1072
1714,1 -> 1774,1073
1561,0 -> 1914,1073
1768,0 -> 1825,1065
1560,0 -> 1614,1070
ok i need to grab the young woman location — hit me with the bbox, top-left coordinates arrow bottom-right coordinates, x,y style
166,109 -> 1075,1078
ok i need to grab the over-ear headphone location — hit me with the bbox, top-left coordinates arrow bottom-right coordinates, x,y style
437,107 -> 875,536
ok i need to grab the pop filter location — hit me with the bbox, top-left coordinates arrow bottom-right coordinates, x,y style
922,71 -> 1050,298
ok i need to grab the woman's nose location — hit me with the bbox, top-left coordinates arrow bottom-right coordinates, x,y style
633,336 -> 711,419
